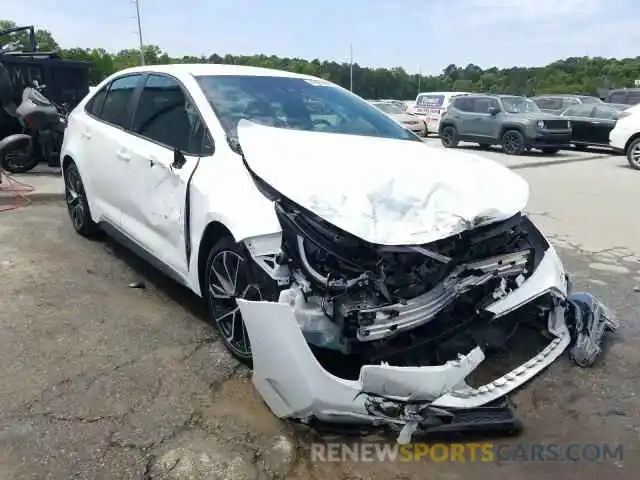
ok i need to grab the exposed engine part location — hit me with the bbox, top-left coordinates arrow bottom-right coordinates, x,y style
271,200 -> 548,353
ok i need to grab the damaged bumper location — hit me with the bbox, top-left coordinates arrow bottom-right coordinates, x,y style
236,246 -> 617,441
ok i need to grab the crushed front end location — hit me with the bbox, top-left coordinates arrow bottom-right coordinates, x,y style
238,197 -> 617,443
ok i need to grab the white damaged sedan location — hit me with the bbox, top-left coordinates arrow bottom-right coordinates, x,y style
60,64 -> 617,443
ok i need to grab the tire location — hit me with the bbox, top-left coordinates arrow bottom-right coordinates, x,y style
440,125 -> 459,148
627,138 -> 640,170
541,148 -> 559,154
63,162 -> 98,237
0,138 -> 38,174
501,129 -> 525,155
204,237 -> 278,367
478,143 -> 491,150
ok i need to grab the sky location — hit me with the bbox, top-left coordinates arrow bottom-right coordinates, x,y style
3,0 -> 640,75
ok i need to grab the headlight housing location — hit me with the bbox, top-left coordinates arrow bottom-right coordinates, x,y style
537,120 -> 545,129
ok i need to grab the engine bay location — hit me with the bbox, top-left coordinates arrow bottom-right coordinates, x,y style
262,198 -> 551,367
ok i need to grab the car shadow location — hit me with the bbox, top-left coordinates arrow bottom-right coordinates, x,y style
101,235 -> 209,324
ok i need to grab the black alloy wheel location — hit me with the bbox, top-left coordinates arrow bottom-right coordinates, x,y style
64,162 -> 97,237
440,126 -> 459,148
205,238 -> 275,367
501,130 -> 525,155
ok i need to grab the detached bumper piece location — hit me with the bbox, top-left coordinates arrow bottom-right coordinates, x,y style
566,292 -> 618,367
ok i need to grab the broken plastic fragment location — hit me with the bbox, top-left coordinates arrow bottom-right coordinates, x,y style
567,292 -> 618,367
397,420 -> 419,444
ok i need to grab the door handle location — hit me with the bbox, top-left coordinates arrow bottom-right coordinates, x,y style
116,150 -> 130,162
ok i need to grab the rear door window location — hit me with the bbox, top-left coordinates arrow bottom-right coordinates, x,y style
100,74 -> 144,128
453,96 -> 474,112
85,84 -> 109,117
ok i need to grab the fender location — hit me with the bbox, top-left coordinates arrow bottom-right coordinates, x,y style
0,133 -> 32,153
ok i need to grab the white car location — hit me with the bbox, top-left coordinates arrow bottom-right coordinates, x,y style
609,103 -> 640,169
413,91 -> 470,135
60,64 -> 615,442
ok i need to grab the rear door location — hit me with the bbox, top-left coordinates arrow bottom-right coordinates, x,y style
79,73 -> 145,224
561,104 -> 595,144
121,73 -> 214,278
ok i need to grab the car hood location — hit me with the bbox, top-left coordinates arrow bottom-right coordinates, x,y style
237,120 -> 530,246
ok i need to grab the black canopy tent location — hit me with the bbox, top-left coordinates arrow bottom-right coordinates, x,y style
0,25 -> 91,140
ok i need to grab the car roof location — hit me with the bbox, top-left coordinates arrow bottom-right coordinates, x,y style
533,94 -> 596,98
107,63 -> 318,81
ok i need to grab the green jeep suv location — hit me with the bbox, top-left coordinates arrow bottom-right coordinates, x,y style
438,94 -> 572,155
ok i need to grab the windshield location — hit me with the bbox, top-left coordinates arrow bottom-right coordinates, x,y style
195,75 -> 419,142
500,96 -> 541,114
372,102 -> 405,114
579,96 -> 602,104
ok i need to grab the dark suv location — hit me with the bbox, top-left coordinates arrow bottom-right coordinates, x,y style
604,88 -> 640,106
438,94 -> 572,155
531,94 -> 602,113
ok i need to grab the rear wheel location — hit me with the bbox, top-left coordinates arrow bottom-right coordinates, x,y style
0,138 -> 38,174
204,237 -> 278,367
501,130 -> 525,155
440,125 -> 459,148
627,138 -> 640,170
64,162 -> 98,237
541,148 -> 559,154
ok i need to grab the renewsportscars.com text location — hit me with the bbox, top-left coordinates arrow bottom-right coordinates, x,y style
311,442 -> 624,463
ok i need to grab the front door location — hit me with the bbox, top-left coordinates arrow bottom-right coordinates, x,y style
120,73 -> 213,278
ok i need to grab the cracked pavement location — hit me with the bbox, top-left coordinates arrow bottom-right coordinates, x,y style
1,142 -> 640,479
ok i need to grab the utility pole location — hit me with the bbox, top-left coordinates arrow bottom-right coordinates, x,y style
134,0 -> 145,65
349,44 -> 353,92
417,65 -> 422,93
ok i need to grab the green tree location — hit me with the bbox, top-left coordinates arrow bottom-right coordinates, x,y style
4,17 -> 640,97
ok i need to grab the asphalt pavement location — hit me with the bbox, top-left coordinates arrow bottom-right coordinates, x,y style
1,142 -> 639,479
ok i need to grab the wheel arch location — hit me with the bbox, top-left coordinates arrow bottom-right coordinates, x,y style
624,132 -> 640,154
499,124 -> 526,137
197,221 -> 235,297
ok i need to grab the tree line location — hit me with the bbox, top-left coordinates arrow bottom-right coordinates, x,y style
2,19 -> 640,99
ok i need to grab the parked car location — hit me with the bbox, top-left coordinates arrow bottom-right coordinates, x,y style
413,91 -> 469,135
609,103 -> 640,169
439,94 -> 572,155
60,64 -> 614,442
604,88 -> 640,106
532,94 -> 602,114
560,103 -> 630,150
369,100 -> 426,136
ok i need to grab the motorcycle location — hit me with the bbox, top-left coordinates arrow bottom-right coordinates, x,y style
0,62 -> 68,174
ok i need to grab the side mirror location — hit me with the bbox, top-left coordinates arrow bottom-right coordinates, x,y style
172,149 -> 187,169
488,107 -> 500,116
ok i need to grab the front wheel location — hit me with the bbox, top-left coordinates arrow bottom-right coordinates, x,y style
0,138 -> 38,174
440,125 -> 459,148
501,130 -> 525,155
204,238 -> 278,367
627,138 -> 640,170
